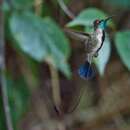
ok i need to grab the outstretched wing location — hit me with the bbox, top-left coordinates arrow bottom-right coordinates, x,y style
64,28 -> 90,42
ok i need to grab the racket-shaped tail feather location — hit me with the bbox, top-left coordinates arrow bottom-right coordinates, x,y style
78,61 -> 95,80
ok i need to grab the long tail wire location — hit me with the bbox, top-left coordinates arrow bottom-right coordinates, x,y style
67,84 -> 86,113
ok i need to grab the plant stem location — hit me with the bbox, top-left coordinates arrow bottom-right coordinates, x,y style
0,1 -> 14,130
34,0 -> 62,115
49,63 -> 61,113
34,0 -> 43,15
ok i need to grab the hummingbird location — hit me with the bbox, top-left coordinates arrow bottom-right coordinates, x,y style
65,16 -> 114,80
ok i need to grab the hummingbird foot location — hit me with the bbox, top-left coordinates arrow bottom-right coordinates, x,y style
94,52 -> 98,57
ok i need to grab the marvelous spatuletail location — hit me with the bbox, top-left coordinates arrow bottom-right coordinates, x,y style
65,16 -> 114,80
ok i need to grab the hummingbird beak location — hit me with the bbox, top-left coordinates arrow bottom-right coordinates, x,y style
98,15 -> 116,29
104,14 -> 116,22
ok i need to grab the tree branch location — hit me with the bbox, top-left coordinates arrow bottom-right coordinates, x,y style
57,0 -> 75,19
49,63 -> 62,115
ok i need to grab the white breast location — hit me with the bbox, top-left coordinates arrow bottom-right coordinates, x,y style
86,29 -> 103,54
94,29 -> 103,51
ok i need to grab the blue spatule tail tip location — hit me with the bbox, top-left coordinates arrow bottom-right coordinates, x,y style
78,61 -> 95,80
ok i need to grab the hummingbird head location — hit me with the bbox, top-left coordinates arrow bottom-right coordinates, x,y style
93,16 -> 113,30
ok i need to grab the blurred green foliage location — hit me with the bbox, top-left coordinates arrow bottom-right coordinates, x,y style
103,0 -> 130,8
0,75 -> 30,130
1,0 -> 130,130
7,77 -> 30,129
12,0 -> 34,9
115,31 -> 130,70
1,0 -> 72,128
9,12 -> 71,77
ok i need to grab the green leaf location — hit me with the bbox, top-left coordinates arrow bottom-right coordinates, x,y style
9,12 -> 48,61
0,1 -> 10,12
103,0 -> 130,8
12,0 -> 34,9
67,8 -> 114,28
43,18 -> 71,59
115,31 -> 130,70
95,35 -> 111,76
9,12 -> 71,78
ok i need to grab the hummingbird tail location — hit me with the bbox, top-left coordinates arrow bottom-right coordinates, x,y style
78,61 -> 95,80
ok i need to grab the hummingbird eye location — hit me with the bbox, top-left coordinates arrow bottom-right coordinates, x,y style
93,19 -> 100,25
93,20 -> 100,28
96,20 -> 99,24
93,19 -> 100,30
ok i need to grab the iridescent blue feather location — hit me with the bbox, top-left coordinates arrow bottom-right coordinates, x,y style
78,61 -> 95,80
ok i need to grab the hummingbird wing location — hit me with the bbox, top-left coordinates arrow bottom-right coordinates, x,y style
64,28 -> 95,80
64,28 -> 90,42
